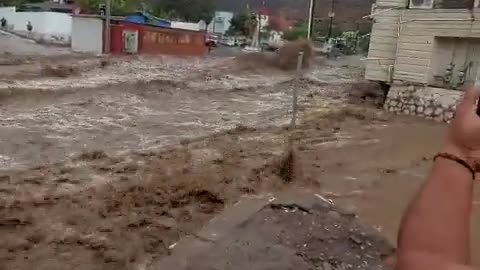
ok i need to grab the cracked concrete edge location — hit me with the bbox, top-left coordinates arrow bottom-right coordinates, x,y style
149,189 -> 332,270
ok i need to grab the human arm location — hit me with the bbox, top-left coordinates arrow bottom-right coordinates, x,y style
396,157 -> 473,269
396,88 -> 480,270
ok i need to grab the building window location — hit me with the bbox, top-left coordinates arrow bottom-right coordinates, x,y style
409,0 -> 474,10
434,0 -> 474,9
408,0 -> 433,8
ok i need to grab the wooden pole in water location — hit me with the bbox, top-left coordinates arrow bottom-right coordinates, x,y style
291,52 -> 304,129
282,51 -> 305,183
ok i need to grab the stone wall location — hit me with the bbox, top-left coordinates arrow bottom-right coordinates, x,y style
384,85 -> 462,123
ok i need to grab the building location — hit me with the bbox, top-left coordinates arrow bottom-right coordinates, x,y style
207,11 -> 234,35
125,12 -> 207,31
0,6 -> 72,45
172,21 -> 207,32
110,20 -> 207,56
71,15 -> 105,54
258,7 -> 270,31
365,0 -> 480,122
71,15 -> 207,56
125,12 -> 171,28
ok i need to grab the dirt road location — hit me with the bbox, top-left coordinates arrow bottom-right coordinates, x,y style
1,54 -> 479,270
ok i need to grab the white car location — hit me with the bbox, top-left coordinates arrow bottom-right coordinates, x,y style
220,37 -> 236,47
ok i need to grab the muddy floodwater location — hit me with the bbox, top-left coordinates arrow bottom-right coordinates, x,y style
0,57 -> 357,169
4,55 -> 480,269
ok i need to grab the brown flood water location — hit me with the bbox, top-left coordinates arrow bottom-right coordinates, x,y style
306,117 -> 480,265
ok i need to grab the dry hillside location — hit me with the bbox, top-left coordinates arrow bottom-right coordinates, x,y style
215,0 -> 374,22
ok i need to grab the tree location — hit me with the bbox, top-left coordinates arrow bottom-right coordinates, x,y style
267,16 -> 291,32
0,0 -> 43,7
227,12 -> 257,37
148,8 -> 176,20
283,21 -> 309,41
75,0 -> 214,22
148,0 -> 214,22
77,0 -> 141,15
313,22 -> 343,38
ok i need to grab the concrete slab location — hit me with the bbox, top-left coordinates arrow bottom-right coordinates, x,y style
150,190 -> 394,270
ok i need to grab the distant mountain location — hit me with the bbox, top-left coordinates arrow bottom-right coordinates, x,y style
215,0 -> 374,23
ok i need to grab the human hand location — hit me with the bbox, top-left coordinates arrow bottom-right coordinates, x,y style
444,87 -> 480,168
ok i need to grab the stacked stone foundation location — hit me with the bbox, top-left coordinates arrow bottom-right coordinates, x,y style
384,85 -> 462,123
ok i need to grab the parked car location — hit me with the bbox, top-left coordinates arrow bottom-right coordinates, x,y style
220,36 -> 236,47
236,37 -> 248,47
206,34 -> 219,47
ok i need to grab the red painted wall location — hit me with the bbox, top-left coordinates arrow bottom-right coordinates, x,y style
110,21 -> 207,56
110,24 -> 124,54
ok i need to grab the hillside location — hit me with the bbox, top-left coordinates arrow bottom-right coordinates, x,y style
215,0 -> 374,23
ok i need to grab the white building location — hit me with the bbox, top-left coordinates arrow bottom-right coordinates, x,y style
267,31 -> 284,48
207,11 -> 234,35
71,15 -> 104,54
171,20 -> 206,32
0,6 -> 72,45
259,14 -> 269,30
366,0 -> 480,123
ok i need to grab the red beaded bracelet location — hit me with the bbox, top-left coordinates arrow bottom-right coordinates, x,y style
434,153 -> 476,179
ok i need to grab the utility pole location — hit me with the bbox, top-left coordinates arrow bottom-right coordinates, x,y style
212,15 -> 216,34
291,51 -> 304,129
104,0 -> 111,53
307,0 -> 315,40
327,0 -> 335,40
257,10 -> 261,49
354,21 -> 360,53
257,0 -> 265,50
